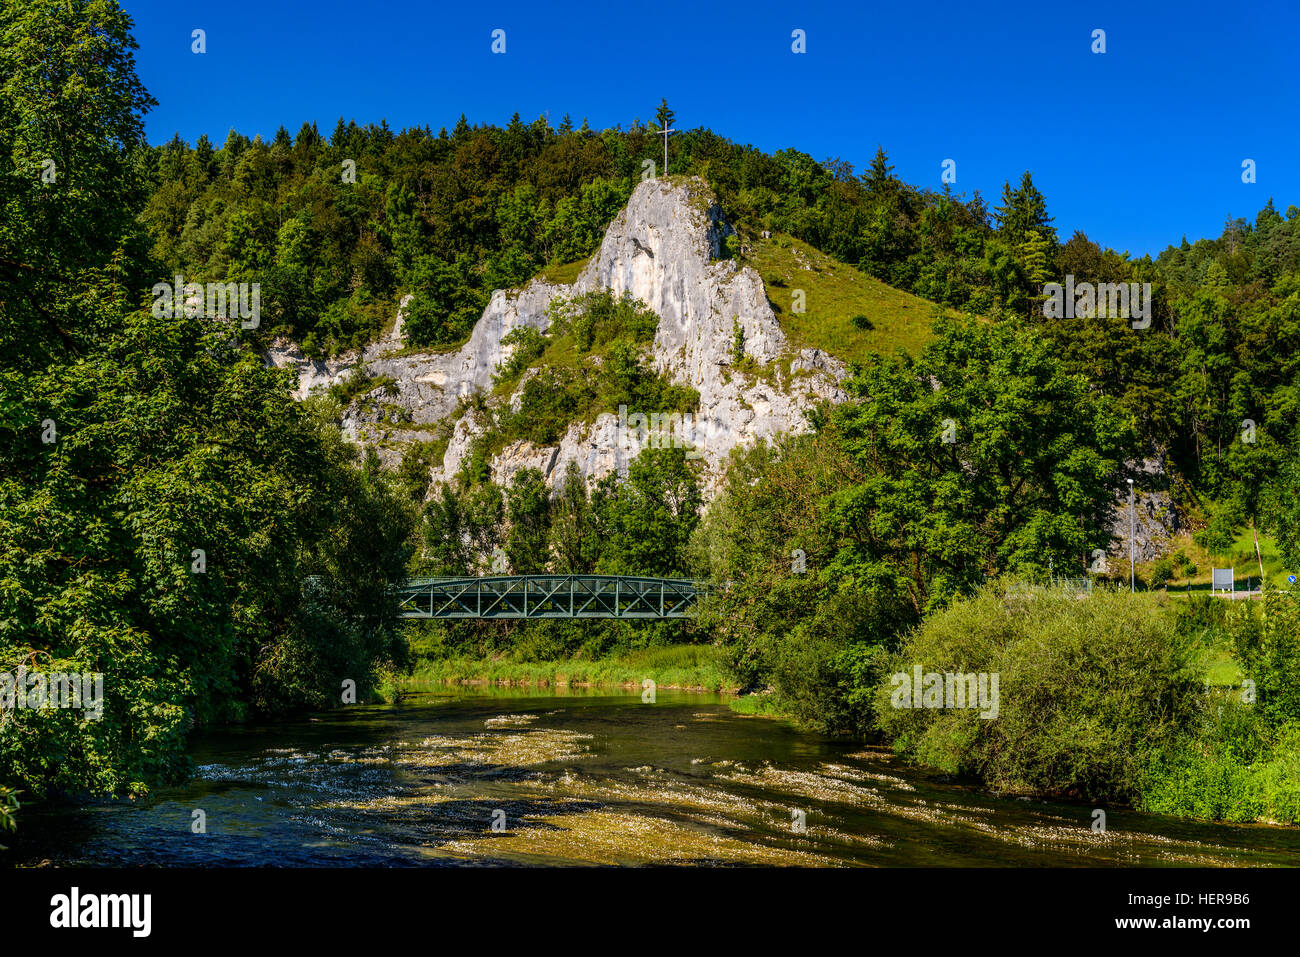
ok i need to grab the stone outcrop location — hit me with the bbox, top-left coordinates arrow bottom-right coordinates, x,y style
1106,459 -> 1182,563
267,177 -> 849,492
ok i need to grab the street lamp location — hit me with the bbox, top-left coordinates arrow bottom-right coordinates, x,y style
1127,478 -> 1135,593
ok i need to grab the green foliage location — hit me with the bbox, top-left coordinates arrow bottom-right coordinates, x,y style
1221,589 -> 1300,726
0,785 -> 18,843
395,437 -> 447,503
1140,704 -> 1300,824
592,447 -> 702,577
692,430 -> 904,733
0,0 -> 414,805
327,367 -> 398,408
875,584 -> 1199,802
420,481 -> 503,575
0,0 -> 156,373
1194,499 -> 1244,556
493,326 -> 548,386
407,445 -> 705,667
504,468 -> 551,573
730,317 -> 744,365
546,290 -> 659,353
828,317 -> 1132,613
1149,555 -> 1175,588
548,462 -> 600,573
486,291 -> 698,452
1263,426 -> 1300,569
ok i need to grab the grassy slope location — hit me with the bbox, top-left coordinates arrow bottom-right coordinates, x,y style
747,233 -> 958,364
535,257 -> 590,286
1136,526 -> 1291,688
1137,527 -> 1288,593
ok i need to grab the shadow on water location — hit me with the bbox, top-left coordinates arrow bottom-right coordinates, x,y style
6,688 -> 1300,867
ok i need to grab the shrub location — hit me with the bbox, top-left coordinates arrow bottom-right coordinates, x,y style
1226,588 -> 1300,726
493,326 -> 548,386
1140,702 -> 1300,824
1149,556 -> 1174,588
874,581 -> 1200,802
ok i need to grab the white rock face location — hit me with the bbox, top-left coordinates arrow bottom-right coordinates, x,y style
268,177 -> 849,493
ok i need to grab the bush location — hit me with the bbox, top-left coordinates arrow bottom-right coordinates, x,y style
1225,588 -> 1300,726
1194,499 -> 1244,556
1149,556 -> 1174,588
1140,702 -> 1300,824
874,582 -> 1200,802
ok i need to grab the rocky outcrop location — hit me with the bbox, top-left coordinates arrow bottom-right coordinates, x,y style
1106,459 -> 1181,563
268,177 -> 849,493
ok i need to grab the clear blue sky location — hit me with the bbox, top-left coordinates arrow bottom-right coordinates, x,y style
120,0 -> 1298,258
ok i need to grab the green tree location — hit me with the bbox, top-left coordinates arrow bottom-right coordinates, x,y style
549,462 -> 599,573
995,171 -> 1057,248
505,468 -> 552,573
827,317 -> 1132,613
654,99 -> 675,131
0,0 -> 414,806
594,447 -> 701,576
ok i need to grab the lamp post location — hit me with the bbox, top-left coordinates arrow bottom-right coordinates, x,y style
1127,478 -> 1135,593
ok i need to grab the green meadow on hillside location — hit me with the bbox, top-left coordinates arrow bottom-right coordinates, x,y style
749,233 -> 957,364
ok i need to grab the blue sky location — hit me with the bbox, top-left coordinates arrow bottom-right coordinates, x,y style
120,0 -> 1298,257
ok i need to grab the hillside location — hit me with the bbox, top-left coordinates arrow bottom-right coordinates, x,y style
274,176 -> 947,496
748,233 -> 953,363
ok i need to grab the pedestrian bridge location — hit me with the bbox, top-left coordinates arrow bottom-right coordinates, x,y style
395,575 -> 710,620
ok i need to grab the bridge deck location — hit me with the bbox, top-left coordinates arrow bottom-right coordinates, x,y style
395,575 -> 710,620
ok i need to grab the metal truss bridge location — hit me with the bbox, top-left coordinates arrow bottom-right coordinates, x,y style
395,575 -> 710,620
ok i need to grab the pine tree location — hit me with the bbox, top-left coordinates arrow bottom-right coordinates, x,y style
655,98 -> 675,130
864,145 -> 896,195
1018,229 -> 1053,316
995,172 -> 1056,247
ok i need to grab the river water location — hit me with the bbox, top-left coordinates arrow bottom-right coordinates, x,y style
8,687 -> 1299,867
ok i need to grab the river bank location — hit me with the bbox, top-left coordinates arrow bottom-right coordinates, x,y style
394,644 -> 740,696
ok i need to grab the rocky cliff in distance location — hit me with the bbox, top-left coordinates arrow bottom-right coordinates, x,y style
268,176 -> 849,496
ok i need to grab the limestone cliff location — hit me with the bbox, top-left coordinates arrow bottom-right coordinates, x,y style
268,177 -> 848,496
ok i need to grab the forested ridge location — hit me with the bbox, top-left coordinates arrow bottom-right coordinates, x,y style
5,0 -> 1300,831
142,100 -> 1300,516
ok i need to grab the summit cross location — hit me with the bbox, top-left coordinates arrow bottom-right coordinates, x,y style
657,122 -> 674,177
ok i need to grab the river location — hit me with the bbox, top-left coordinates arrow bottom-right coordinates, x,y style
7,687 -> 1299,866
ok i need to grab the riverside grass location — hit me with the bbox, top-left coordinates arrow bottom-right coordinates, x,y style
399,643 -> 737,693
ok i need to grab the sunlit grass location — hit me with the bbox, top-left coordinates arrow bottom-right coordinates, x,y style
748,233 -> 958,364
406,643 -> 737,693
1139,528 -> 1287,594
534,256 -> 590,286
